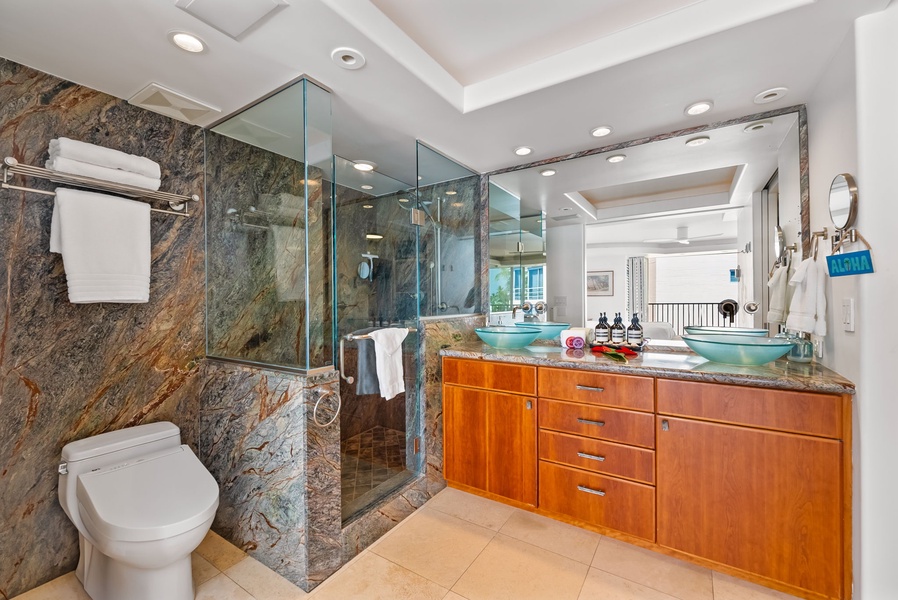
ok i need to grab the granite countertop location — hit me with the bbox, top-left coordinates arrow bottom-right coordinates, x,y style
439,342 -> 855,395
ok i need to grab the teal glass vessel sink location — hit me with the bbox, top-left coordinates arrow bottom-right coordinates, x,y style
681,334 -> 794,366
475,326 -> 541,349
514,321 -> 571,339
683,326 -> 769,337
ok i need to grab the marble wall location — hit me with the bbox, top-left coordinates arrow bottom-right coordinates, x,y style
0,58 -> 205,598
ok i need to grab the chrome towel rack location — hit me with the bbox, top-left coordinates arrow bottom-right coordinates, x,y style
338,326 -> 416,384
1,157 -> 200,216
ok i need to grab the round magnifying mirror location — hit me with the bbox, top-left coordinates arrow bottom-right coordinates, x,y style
773,225 -> 785,262
829,173 -> 858,230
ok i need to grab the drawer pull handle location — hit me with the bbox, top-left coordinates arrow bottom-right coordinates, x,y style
576,385 -> 605,393
577,452 -> 606,462
577,417 -> 606,427
577,485 -> 606,497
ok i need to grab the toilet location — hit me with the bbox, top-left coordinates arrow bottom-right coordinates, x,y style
58,422 -> 219,600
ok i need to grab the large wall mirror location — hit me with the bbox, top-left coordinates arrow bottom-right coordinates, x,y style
487,107 -> 809,335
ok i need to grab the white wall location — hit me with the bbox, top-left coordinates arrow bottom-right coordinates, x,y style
584,247 -> 636,319
547,223 -> 586,326
652,253 -> 739,303
854,5 -> 898,597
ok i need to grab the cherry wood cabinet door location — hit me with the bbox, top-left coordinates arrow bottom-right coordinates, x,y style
656,416 -> 843,599
443,385 -> 488,492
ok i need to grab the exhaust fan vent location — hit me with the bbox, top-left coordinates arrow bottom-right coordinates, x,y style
128,83 -> 220,125
175,0 -> 289,39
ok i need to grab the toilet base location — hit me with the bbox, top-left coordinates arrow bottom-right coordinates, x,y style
76,536 -> 195,600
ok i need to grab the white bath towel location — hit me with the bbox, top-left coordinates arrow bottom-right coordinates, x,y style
46,156 -> 161,191
766,263 -> 790,324
50,188 -> 151,303
785,257 -> 827,336
368,328 -> 409,400
270,225 -> 305,301
50,137 -> 161,179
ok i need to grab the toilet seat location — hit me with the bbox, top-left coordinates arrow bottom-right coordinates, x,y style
76,445 -> 219,543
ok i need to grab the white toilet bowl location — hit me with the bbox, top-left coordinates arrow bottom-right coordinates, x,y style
59,422 -> 219,600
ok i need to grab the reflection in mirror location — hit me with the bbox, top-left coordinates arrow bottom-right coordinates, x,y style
829,173 -> 858,230
488,108 -> 808,335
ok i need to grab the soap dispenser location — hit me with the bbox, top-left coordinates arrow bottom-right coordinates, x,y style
627,313 -> 644,346
611,313 -> 626,344
594,313 -> 611,344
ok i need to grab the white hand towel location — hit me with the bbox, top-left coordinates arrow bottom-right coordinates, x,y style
368,328 -> 409,400
270,225 -> 305,301
766,263 -> 790,323
50,188 -> 151,303
46,156 -> 161,191
785,258 -> 817,334
49,137 -> 161,179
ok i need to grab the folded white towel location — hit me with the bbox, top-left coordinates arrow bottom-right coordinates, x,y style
270,225 -> 305,301
46,156 -> 161,191
785,257 -> 827,336
50,188 -> 151,303
766,263 -> 790,323
49,137 -> 161,179
368,328 -> 409,400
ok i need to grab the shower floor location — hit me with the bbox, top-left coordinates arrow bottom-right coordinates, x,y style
341,426 -> 411,521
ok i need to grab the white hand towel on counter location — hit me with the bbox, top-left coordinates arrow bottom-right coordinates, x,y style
785,256 -> 828,336
766,263 -> 790,324
368,328 -> 409,400
50,188 -> 151,303
46,156 -> 161,191
50,137 -> 161,179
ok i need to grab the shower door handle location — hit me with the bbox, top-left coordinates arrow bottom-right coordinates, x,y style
339,337 -> 355,384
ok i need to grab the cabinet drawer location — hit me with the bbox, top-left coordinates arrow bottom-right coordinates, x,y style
538,367 -> 654,411
539,399 -> 655,448
657,379 -> 843,439
443,358 -> 537,396
539,461 -> 655,541
539,430 -> 655,484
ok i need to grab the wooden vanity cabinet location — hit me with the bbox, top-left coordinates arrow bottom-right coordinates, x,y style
442,358 -> 538,506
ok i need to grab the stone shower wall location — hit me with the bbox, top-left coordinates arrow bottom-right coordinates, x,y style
0,58 -> 205,598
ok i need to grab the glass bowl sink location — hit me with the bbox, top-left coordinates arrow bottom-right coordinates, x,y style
513,321 -> 571,339
681,334 -> 794,366
683,326 -> 769,337
475,326 -> 541,349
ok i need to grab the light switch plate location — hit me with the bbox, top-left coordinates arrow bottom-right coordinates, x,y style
842,298 -> 855,332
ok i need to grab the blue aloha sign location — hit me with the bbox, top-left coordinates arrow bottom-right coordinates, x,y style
826,250 -> 874,277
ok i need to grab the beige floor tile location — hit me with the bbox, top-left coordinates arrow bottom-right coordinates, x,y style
452,534 -> 590,600
310,552 -> 448,600
579,568 -> 681,600
11,573 -> 90,600
226,556 -> 308,599
195,573 -> 255,600
712,572 -> 802,600
424,487 -> 517,531
192,553 -> 221,586
196,530 -> 247,571
370,507 -> 495,588
442,592 -> 470,600
499,509 -> 602,564
591,538 -> 713,600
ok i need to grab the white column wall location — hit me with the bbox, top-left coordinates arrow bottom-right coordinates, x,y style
547,223 -> 586,326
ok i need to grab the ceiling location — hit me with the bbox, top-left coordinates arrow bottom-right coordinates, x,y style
0,0 -> 890,188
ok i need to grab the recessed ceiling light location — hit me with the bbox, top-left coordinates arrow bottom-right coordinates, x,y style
417,176 -> 422,181
451,202 -> 464,208
514,146 -> 533,156
744,121 -> 772,133
362,204 -> 374,209
560,207 -> 573,212
446,190 -> 457,195
754,87 -> 788,104
331,47 -> 366,70
398,197 -> 409,203
353,160 -> 376,172
685,136 -> 711,147
685,100 -> 713,116
168,31 -> 206,53
361,184 -> 374,190
590,125 -> 613,138
606,154 -> 627,163
540,169 -> 556,177
366,233 -> 383,240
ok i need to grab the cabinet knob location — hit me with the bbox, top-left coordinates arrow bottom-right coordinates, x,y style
577,485 -> 606,497
661,419 -> 669,431
526,400 -> 533,410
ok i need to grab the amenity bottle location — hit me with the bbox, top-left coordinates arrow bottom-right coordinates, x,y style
594,313 -> 611,344
627,313 -> 644,346
611,313 -> 626,344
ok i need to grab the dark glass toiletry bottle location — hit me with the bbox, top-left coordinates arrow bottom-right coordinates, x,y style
611,313 -> 626,344
594,313 -> 611,344
627,313 -> 643,346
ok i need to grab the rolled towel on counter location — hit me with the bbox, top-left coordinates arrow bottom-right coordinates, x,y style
46,156 -> 161,191
49,137 -> 161,179
561,328 -> 588,349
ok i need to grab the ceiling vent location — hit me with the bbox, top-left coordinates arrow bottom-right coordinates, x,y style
175,0 -> 289,39
551,214 -> 581,222
128,83 -> 220,125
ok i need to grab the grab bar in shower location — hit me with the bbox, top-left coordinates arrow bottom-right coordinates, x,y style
338,327 -> 417,384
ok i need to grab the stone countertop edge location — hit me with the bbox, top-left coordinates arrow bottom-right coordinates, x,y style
439,342 -> 855,396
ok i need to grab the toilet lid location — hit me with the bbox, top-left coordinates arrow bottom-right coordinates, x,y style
76,445 -> 219,543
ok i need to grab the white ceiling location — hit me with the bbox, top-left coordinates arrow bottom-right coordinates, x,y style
0,0 -> 890,187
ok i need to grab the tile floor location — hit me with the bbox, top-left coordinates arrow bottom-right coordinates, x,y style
16,487 -> 802,600
341,425 -> 410,520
